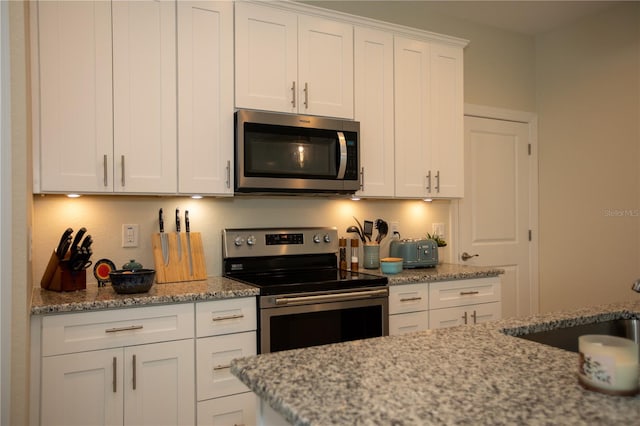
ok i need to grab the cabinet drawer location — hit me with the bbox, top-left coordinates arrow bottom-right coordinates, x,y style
42,304 -> 194,356
429,302 -> 501,329
196,331 -> 256,401
197,392 -> 257,426
389,311 -> 428,336
429,277 -> 500,310
196,297 -> 256,337
389,283 -> 428,314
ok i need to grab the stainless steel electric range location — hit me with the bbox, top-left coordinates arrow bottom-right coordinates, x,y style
222,227 -> 389,354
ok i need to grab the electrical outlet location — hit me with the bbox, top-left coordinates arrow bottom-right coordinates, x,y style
390,221 -> 400,237
122,224 -> 139,248
432,223 -> 445,238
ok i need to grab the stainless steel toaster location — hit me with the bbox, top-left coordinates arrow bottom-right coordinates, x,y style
389,238 -> 438,268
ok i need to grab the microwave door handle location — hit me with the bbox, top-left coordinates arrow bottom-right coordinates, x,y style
337,131 -> 347,179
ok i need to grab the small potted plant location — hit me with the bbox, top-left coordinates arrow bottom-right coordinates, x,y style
426,233 -> 447,247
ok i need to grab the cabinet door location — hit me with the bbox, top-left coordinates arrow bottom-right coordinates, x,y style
234,2 -> 297,113
394,36 -> 431,198
430,42 -> 464,197
354,27 -> 394,197
35,0 -> 113,193
41,349 -> 123,426
124,340 -> 195,426
298,15 -> 354,118
178,0 -> 234,195
197,393 -> 258,426
429,302 -> 501,329
196,331 -> 256,400
388,283 -> 429,314
389,311 -> 428,336
112,0 -> 177,193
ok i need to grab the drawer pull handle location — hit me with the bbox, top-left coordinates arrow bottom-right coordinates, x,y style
460,291 -> 480,296
132,354 -> 137,390
212,314 -> 244,322
213,364 -> 232,371
400,297 -> 422,302
112,357 -> 117,393
105,325 -> 144,333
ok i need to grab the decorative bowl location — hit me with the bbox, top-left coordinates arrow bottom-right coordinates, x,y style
109,269 -> 155,294
380,257 -> 403,274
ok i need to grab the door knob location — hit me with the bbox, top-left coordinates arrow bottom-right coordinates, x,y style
461,252 -> 479,261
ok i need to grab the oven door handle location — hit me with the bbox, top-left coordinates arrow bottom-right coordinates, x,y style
275,288 -> 387,305
336,131 -> 347,179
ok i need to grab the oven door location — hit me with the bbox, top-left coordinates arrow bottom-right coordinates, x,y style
259,288 -> 388,353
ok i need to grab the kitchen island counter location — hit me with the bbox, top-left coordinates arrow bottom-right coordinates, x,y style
31,276 -> 259,315
232,300 -> 640,425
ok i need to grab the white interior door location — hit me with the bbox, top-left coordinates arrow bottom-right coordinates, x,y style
459,114 -> 537,318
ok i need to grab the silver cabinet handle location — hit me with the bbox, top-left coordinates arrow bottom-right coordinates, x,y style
291,81 -> 296,108
103,154 -> 108,187
212,314 -> 244,322
213,364 -> 232,371
121,155 -> 125,187
113,357 -> 117,393
461,252 -> 479,261
462,311 -> 468,325
460,291 -> 480,296
303,82 -> 309,109
435,170 -> 440,193
105,325 -> 143,333
226,160 -> 231,189
472,310 -> 477,324
426,170 -> 432,192
400,296 -> 422,302
132,354 -> 137,390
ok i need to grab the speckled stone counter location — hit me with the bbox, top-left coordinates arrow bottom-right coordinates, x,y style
232,300 -> 640,425
31,276 -> 259,315
381,262 -> 503,285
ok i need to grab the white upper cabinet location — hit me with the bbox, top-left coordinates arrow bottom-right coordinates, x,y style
177,0 -> 234,195
112,0 -> 177,193
235,2 -> 354,119
34,1 -> 113,193
394,36 -> 464,199
34,0 -> 178,194
354,26 -> 395,197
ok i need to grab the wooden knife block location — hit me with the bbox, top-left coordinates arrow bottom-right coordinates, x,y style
41,250 -> 87,292
152,232 -> 207,283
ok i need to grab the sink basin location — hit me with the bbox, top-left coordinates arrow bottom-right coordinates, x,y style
514,318 -> 640,354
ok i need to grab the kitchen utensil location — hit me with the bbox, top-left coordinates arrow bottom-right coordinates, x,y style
93,258 -> 116,287
185,210 -> 193,275
159,208 -> 169,265
374,219 -> 388,243
363,220 -> 373,242
109,269 -> 155,294
380,257 -> 403,274
68,227 -> 86,258
389,238 -> 438,268
353,216 -> 366,241
175,208 -> 182,261
55,228 -> 73,260
346,225 -> 364,243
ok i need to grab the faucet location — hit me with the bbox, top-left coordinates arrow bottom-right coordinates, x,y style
632,279 -> 640,292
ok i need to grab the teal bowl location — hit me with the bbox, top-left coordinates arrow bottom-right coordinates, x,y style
380,258 -> 403,274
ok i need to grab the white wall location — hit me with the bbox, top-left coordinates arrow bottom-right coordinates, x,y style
536,3 -> 640,312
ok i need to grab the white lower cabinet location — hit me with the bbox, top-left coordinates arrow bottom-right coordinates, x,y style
39,304 -> 195,426
388,276 -> 501,334
196,298 -> 258,425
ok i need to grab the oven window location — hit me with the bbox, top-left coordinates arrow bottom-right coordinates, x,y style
268,305 -> 383,353
244,123 -> 338,179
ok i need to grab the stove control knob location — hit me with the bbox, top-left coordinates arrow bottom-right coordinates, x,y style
233,236 -> 245,247
323,234 -> 331,243
313,234 -> 321,243
246,235 -> 257,246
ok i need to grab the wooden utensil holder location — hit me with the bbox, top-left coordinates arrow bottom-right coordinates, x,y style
41,250 -> 87,292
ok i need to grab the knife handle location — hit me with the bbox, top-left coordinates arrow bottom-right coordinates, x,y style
159,208 -> 164,233
175,208 -> 180,232
185,211 -> 190,233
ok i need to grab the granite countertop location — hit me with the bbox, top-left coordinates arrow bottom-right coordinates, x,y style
31,263 -> 500,315
232,300 -> 640,425
31,276 -> 259,315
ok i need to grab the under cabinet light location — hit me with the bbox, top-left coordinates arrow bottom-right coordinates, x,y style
67,194 -> 81,198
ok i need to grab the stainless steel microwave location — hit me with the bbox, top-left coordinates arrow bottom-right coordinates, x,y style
234,109 -> 360,194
